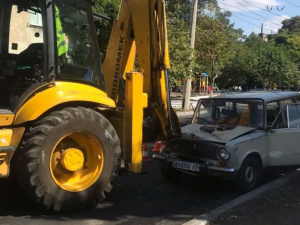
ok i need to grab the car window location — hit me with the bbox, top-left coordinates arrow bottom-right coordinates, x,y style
272,106 -> 288,129
193,99 -> 264,128
280,98 -> 295,106
248,103 -> 264,127
236,103 -> 250,126
266,102 -> 279,126
287,104 -> 300,128
272,99 -> 298,129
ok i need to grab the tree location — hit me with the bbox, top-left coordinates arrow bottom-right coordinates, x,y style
219,42 -> 259,90
279,16 -> 300,34
259,43 -> 299,89
194,8 -> 242,89
167,11 -> 195,87
221,33 -> 300,90
272,16 -> 300,89
167,0 -> 218,22
166,0 -> 222,90
92,0 -> 121,56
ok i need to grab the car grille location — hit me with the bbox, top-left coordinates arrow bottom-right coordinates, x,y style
169,139 -> 222,161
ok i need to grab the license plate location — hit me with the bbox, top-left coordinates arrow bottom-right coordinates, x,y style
172,161 -> 200,172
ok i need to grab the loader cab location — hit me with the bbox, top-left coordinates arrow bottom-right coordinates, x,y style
0,0 -> 46,109
0,0 -> 105,111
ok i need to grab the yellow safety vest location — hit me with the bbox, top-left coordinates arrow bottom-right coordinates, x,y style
55,6 -> 68,56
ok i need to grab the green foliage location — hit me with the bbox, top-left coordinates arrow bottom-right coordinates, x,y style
279,16 -> 300,34
167,0 -> 191,19
194,7 -> 242,81
167,0 -> 218,23
93,0 -> 121,17
218,42 -> 258,90
92,0 -> 121,56
167,11 -> 195,86
220,33 -> 300,90
166,0 -> 224,87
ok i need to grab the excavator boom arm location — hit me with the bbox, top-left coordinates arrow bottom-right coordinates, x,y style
103,0 -> 180,141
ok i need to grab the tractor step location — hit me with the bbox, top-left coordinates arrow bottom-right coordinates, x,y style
0,146 -> 16,153
0,109 -> 13,115
0,109 -> 15,126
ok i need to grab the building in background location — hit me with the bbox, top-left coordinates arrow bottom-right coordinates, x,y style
9,6 -> 43,54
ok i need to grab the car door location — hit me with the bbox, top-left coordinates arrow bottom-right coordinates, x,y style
267,103 -> 300,166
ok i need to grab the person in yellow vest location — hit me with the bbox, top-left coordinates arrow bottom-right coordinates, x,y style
55,6 -> 68,56
54,5 -> 94,82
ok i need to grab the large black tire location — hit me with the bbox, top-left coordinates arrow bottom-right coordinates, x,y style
234,156 -> 262,193
15,107 -> 121,212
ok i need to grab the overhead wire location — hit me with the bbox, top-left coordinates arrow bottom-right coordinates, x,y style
241,0 -> 294,17
219,1 -> 273,21
283,6 -> 300,7
284,0 -> 300,8
230,13 -> 273,32
241,0 -> 284,17
217,0 -> 300,35
234,0 -> 282,25
219,1 -> 282,26
219,6 -> 274,24
218,0 -> 290,34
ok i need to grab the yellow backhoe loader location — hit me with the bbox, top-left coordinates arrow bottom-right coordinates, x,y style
0,0 -> 180,212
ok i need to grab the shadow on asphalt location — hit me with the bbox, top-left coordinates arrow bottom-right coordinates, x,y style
0,179 -> 51,217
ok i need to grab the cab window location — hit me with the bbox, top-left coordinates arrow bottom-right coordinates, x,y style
0,1 -> 45,109
9,6 -> 43,56
54,0 -> 105,90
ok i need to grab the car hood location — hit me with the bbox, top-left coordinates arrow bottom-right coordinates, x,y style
180,124 -> 257,143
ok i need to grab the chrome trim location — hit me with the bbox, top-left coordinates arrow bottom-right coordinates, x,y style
152,153 -> 166,160
208,165 -> 235,172
198,163 -> 235,172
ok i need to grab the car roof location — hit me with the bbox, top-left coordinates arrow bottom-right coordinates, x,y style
211,91 -> 300,103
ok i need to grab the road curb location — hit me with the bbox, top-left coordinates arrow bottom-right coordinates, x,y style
182,171 -> 299,225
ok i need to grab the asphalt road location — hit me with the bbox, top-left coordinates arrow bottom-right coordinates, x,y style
0,155 -> 240,225
0,153 -> 282,225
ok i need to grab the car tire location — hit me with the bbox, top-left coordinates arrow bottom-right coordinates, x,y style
234,156 -> 262,193
15,107 -> 121,212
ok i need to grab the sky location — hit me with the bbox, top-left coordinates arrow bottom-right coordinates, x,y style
218,0 -> 300,36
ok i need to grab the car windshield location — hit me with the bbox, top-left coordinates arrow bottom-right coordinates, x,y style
192,98 -> 264,128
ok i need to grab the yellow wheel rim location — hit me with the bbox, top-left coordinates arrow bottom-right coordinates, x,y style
50,132 -> 104,192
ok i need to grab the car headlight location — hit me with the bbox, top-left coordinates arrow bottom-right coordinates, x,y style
217,147 -> 230,161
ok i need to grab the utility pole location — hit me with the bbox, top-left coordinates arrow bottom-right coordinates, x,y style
182,0 -> 198,110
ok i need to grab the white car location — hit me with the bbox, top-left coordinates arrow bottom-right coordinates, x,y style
155,91 -> 300,192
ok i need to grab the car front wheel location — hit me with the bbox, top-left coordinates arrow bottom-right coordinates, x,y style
234,156 -> 262,193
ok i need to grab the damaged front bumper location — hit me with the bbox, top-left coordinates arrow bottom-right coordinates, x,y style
153,153 -> 236,176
